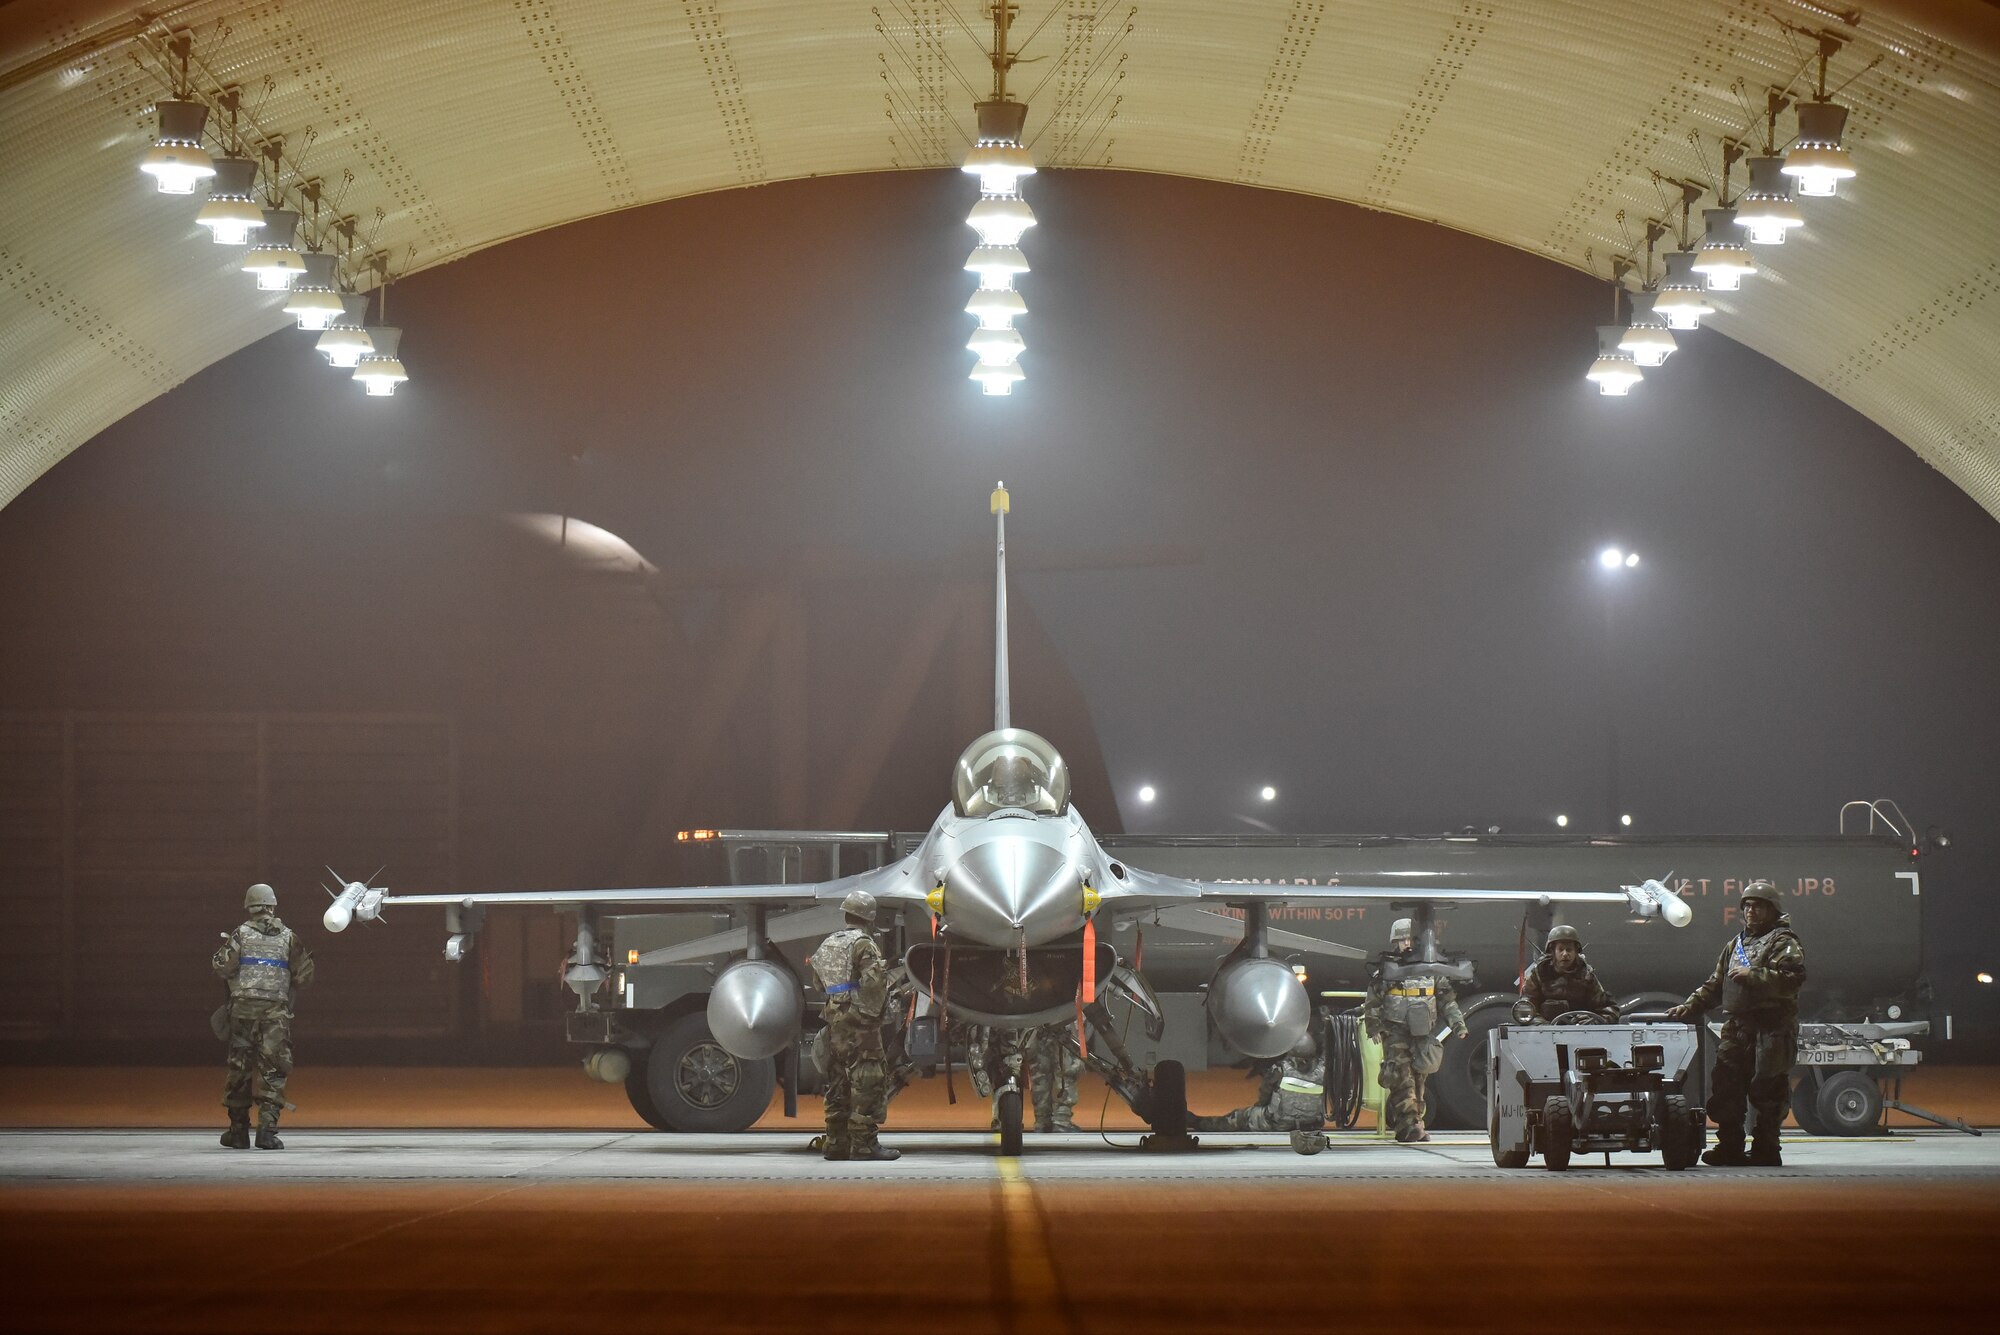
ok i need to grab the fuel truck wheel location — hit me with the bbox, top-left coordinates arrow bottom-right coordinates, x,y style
1816,1070 -> 1885,1137
624,1045 -> 671,1130
996,1086 -> 1025,1157
1789,1073 -> 1831,1135
1541,1096 -> 1574,1171
643,1011 -> 777,1133
1426,1006 -> 1506,1129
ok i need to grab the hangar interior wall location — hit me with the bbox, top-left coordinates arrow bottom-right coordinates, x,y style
0,711 -> 458,1044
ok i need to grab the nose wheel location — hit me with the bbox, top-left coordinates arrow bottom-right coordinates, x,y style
995,1083 -> 1025,1157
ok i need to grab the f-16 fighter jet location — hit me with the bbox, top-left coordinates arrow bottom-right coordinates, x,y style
326,486 -> 1690,1150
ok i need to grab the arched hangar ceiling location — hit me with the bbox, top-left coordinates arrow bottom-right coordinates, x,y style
2,1 -> 1996,517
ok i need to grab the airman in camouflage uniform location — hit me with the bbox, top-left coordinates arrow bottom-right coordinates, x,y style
1668,880 -> 1806,1166
1364,917 -> 1467,1143
1027,1021 -> 1083,1132
1521,925 -> 1620,1023
1191,1031 -> 1326,1138
808,890 -> 898,1162
212,883 -> 313,1150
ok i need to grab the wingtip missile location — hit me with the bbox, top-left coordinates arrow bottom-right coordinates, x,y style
1624,877 -> 1692,927
324,879 -> 385,933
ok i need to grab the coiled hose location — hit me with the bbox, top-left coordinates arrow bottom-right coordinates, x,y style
1322,1008 -> 1366,1130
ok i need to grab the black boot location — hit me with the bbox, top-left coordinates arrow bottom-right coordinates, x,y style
848,1142 -> 901,1162
254,1124 -> 284,1150
1702,1127 -> 1748,1166
1748,1131 -> 1783,1167
220,1115 -> 250,1150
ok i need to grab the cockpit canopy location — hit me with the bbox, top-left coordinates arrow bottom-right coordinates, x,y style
951,729 -> 1071,818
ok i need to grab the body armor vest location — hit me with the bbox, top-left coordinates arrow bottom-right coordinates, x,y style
1273,1052 -> 1326,1122
1382,969 -> 1438,1035
810,928 -> 866,993
1529,959 -> 1601,1020
1721,927 -> 1794,1013
231,920 -> 294,1004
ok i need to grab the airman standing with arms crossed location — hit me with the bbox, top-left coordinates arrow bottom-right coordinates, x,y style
809,889 -> 899,1162
212,883 -> 313,1150
1521,925 -> 1620,1023
1667,880 -> 1806,1166
1364,917 -> 1468,1142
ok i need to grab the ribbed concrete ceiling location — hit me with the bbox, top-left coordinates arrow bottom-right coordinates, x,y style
2,1 -> 1996,517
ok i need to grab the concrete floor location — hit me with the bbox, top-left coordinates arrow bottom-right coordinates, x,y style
3,1129 -> 1997,1333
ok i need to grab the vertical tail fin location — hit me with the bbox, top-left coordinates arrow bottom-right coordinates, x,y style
991,482 -> 1010,731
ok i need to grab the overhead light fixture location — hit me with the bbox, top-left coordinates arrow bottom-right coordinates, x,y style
1555,814 -> 1570,828
139,99 -> 214,195
966,287 -> 1027,329
282,252 -> 345,330
1785,102 -> 1856,197
1586,325 -> 1643,396
314,294 -> 374,367
965,244 -> 1029,289
1625,552 -> 1640,568
1599,547 -> 1624,569
242,209 -> 305,289
960,7 -> 1035,397
1734,158 -> 1806,244
967,325 -> 1025,364
1782,34 -> 1860,197
1650,251 -> 1714,330
1138,785 -> 1157,804
969,357 -> 1024,396
968,195 -> 1036,247
1691,207 -> 1754,291
1620,814 -> 1633,827
1618,290 -> 1677,367
353,327 -> 408,396
1259,786 -> 1278,802
193,157 -> 264,245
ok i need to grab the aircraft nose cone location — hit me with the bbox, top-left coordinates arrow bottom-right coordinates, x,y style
942,836 -> 1082,948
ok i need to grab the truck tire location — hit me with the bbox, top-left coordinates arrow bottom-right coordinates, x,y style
1789,1073 -> 1831,1135
1427,1004 -> 1506,1130
1541,1096 -> 1573,1171
643,1011 -> 777,1133
1815,1070 -> 1885,1137
624,1045 -> 672,1130
1660,1095 -> 1696,1170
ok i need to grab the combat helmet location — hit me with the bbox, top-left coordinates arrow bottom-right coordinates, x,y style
1739,880 -> 1783,910
1389,917 -> 1414,946
840,888 -> 879,923
244,883 -> 277,911
1546,924 -> 1583,949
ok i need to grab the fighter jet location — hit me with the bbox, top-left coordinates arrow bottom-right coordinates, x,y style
325,484 -> 1691,1143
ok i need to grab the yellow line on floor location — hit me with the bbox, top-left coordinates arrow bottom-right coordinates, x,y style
995,1157 -> 1070,1335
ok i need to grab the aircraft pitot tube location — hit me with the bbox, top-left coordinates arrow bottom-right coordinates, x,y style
1622,876 -> 1693,927
706,958 -> 804,1060
323,878 -> 387,932
1205,955 -> 1311,1059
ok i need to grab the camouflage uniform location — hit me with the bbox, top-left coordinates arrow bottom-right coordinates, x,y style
1192,1035 -> 1325,1133
809,923 -> 892,1160
1364,950 -> 1467,1141
1676,904 -> 1806,1163
1026,1021 -> 1083,1132
212,906 -> 313,1147
1521,955 -> 1619,1023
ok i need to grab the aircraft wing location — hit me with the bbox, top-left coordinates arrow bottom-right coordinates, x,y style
1101,864 -> 1693,925
323,859 -> 924,932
